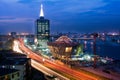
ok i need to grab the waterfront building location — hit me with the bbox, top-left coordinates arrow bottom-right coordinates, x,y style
47,36 -> 83,63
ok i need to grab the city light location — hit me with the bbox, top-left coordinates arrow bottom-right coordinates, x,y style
13,40 -> 23,53
83,54 -> 91,61
0,1 -> 119,79
65,47 -> 72,53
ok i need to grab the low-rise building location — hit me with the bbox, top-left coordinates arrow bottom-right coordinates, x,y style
0,68 -> 20,80
0,58 -> 31,80
48,36 -> 83,63
0,50 -> 31,80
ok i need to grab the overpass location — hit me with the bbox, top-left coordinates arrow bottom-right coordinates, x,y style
31,59 -> 70,80
13,39 -> 70,80
13,39 -> 98,80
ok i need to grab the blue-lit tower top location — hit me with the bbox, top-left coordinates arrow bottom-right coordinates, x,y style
40,4 -> 44,17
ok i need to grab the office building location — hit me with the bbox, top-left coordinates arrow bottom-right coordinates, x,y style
35,4 -> 50,41
35,4 -> 50,49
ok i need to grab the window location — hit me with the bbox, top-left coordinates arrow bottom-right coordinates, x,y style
46,25 -> 48,30
65,47 -> 72,53
12,74 -> 14,78
38,25 -> 42,32
17,72 -> 20,76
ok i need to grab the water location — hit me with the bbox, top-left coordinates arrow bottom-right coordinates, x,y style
82,40 -> 120,60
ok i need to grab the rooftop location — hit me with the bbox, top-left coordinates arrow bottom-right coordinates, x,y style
0,50 -> 27,58
56,36 -> 72,43
0,58 -> 30,65
0,68 -> 19,76
48,36 -> 78,47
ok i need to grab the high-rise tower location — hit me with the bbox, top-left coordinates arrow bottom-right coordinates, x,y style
35,4 -> 50,48
36,4 -> 50,41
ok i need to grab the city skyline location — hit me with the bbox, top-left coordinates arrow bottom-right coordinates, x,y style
0,0 -> 120,34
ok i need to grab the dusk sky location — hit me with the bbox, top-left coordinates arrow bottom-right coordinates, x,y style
0,0 -> 120,34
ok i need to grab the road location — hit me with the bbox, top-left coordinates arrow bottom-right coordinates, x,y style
18,38 -> 98,80
32,59 -> 70,80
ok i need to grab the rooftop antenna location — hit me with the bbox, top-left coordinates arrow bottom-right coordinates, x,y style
39,4 -> 44,17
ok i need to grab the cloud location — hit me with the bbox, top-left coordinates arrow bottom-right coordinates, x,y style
0,0 -> 108,14
7,0 -> 108,11
0,16 -> 15,20
49,0 -> 108,13
17,0 -> 37,3
0,16 -> 34,23
17,0 -> 58,3
0,0 -> 119,34
0,0 -> 19,3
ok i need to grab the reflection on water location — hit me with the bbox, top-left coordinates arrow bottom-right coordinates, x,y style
82,40 -> 120,60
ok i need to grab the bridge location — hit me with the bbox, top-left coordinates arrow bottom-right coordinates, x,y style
71,38 -> 93,40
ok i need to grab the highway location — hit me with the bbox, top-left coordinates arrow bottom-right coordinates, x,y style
17,39 -> 98,80
32,59 -> 70,80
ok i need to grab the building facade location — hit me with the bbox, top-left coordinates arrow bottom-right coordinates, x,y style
48,36 -> 83,63
35,4 -> 50,49
0,68 -> 20,80
0,58 -> 31,80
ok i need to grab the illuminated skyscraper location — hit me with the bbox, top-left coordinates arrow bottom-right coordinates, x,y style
36,4 -> 50,41
35,4 -> 50,48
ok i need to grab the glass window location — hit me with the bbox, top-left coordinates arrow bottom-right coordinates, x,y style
46,25 -> 48,30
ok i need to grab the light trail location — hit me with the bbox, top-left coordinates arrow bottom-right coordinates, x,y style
31,60 -> 51,76
13,39 -> 69,80
12,40 -> 23,53
16,39 -> 98,80
31,59 -> 70,80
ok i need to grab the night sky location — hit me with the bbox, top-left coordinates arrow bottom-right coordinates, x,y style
0,0 -> 120,34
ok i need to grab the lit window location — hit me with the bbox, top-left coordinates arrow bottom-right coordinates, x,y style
65,47 -> 72,52
2,65 -> 5,68
12,65 -> 15,68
